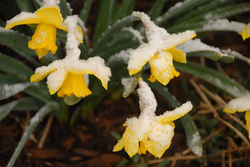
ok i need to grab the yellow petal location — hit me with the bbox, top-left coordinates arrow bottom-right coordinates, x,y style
149,51 -> 179,86
113,127 -> 139,157
138,141 -> 147,155
169,48 -> 187,63
143,122 -> 175,158
5,12 -> 41,29
157,101 -> 193,123
57,72 -> 92,98
35,6 -> 63,26
238,23 -> 250,41
30,68 -> 56,83
28,23 -> 57,58
245,110 -> 250,139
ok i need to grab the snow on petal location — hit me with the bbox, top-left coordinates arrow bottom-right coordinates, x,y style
156,101 -> 193,123
224,93 -> 250,113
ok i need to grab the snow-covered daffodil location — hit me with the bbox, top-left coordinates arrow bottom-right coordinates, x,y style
4,0 -> 82,59
238,22 -> 250,40
224,93 -> 250,138
30,56 -> 111,98
30,15 -> 111,98
113,79 -> 193,158
128,12 -> 196,85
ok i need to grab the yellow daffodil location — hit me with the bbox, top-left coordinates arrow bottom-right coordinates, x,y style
113,80 -> 193,158
238,22 -> 250,40
30,56 -> 111,98
4,1 -> 82,59
128,12 -> 196,85
224,93 -> 250,138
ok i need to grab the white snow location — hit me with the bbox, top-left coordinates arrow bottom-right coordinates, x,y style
122,27 -> 144,44
43,0 -> 60,7
224,93 -> 250,113
6,12 -> 38,27
108,49 -> 133,64
203,19 -> 246,32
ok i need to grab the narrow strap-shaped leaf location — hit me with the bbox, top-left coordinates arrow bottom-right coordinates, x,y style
90,14 -> 140,57
186,2 -> 250,24
220,49 -> 250,64
0,82 -> 36,100
114,0 -> 134,22
59,0 -> 72,19
13,97 -> 44,111
174,0 -> 233,25
145,78 -> 203,157
0,74 -> 22,84
93,0 -> 115,44
15,0 -> 36,12
0,53 -> 34,81
7,102 -> 60,167
32,0 -> 42,9
24,82 -> 51,102
0,29 -> 38,66
174,61 -> 249,98
154,0 -> 210,26
0,101 -> 19,121
79,0 -> 93,24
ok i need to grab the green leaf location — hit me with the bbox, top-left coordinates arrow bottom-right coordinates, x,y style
32,0 -> 42,9
93,0 -> 115,44
174,61 -> 249,98
15,0 -> 36,12
59,0 -> 72,19
155,0 -> 210,26
149,0 -> 169,21
173,0 -> 233,25
114,0 -> 134,22
0,82 -> 35,100
90,14 -> 140,57
145,78 -> 203,157
157,159 -> 171,167
180,114 -> 203,157
79,0 -> 93,24
0,53 -> 34,81
220,49 -> 250,64
0,101 -> 19,121
7,102 -> 60,167
0,29 -> 38,66
13,97 -> 44,111
116,159 -> 129,167
110,131 -> 122,141
186,50 -> 222,61
186,2 -> 250,23
24,82 -> 51,102
0,74 -> 22,84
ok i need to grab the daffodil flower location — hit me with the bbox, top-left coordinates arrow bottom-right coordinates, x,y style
238,22 -> 250,40
30,15 -> 111,98
4,0 -> 82,59
128,12 -> 196,85
113,79 -> 193,158
224,93 -> 250,138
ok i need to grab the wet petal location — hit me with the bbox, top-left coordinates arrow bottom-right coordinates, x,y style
28,23 -> 57,58
157,101 -> 193,123
5,12 -> 41,29
57,73 -> 92,98
245,110 -> 250,139
149,51 -> 179,85
47,69 -> 67,95
169,48 -> 187,63
238,22 -> 250,41
34,6 -> 63,26
128,43 -> 157,76
143,122 -> 175,158
223,94 -> 250,114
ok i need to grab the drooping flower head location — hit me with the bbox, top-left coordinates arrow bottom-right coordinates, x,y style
5,0 -> 82,58
128,12 -> 196,85
223,94 -> 250,138
30,15 -> 111,98
238,22 -> 250,40
113,79 -> 193,158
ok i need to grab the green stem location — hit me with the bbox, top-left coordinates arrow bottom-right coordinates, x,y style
7,102 -> 60,167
